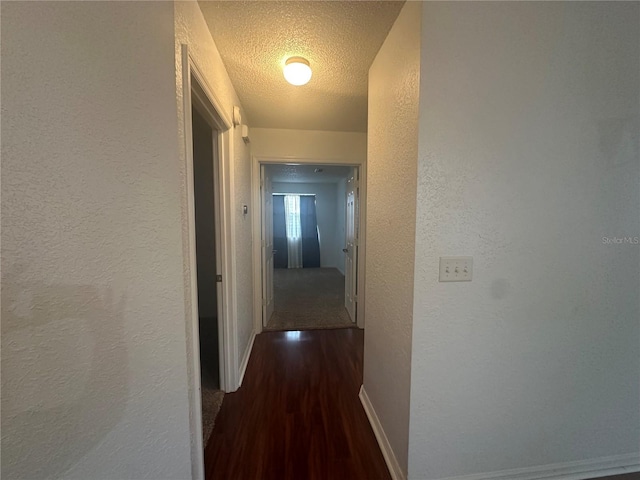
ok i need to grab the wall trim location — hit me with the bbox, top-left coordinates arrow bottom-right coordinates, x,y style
359,385 -> 406,480
237,330 -> 256,388
180,44 -> 237,480
430,453 -> 640,480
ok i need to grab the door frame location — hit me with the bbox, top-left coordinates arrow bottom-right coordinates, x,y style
344,168 -> 358,323
251,155 -> 367,333
260,165 -> 275,326
181,45 -> 238,479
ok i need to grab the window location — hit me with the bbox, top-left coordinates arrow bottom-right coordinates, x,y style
284,195 -> 302,268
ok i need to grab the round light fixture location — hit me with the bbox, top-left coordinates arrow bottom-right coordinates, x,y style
283,57 -> 312,86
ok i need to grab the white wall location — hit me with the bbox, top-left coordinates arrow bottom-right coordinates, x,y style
335,178 -> 347,275
1,2 -> 255,478
409,3 -> 640,479
272,182 -> 342,269
251,128 -> 367,163
1,2 -> 193,478
174,1 -> 254,473
364,3 -> 421,478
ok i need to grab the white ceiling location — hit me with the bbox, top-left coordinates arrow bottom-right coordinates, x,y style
198,1 -> 404,133
267,164 -> 351,184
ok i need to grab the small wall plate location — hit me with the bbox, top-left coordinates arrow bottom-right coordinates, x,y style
439,256 -> 473,282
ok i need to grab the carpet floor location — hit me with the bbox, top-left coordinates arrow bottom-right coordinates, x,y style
202,387 -> 224,447
200,317 -> 224,447
265,267 -> 355,331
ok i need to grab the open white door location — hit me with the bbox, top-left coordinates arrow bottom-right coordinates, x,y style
344,167 -> 358,322
261,165 -> 275,326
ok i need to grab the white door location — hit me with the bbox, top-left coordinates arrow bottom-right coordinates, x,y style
261,165 -> 275,326
344,167 -> 358,322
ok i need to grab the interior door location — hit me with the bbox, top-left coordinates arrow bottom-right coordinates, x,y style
344,167 -> 358,322
261,165 -> 275,326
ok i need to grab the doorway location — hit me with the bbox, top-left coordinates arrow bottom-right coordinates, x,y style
181,48 -> 239,477
191,104 -> 224,448
255,162 -> 362,331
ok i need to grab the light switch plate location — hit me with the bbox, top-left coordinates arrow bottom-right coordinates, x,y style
439,256 -> 473,282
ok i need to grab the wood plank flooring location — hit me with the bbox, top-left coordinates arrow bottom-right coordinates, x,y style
204,328 -> 391,480
204,328 -> 640,480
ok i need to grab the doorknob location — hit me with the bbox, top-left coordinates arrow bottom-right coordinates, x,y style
342,248 -> 348,253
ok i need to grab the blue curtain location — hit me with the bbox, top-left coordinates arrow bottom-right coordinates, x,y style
300,196 -> 321,268
272,195 -> 288,269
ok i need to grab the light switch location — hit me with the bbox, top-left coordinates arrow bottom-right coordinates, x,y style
439,256 -> 473,282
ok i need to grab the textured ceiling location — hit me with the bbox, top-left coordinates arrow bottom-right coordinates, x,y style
267,164 -> 351,184
198,1 -> 404,133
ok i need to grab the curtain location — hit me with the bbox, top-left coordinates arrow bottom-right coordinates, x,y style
272,195 -> 288,268
284,195 -> 302,268
300,196 -> 321,268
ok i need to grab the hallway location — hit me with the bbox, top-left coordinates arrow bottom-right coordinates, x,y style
204,328 -> 390,480
3,2 -> 638,479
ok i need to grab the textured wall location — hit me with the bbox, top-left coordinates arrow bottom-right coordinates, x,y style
272,182 -> 341,269
1,2 -> 193,478
174,2 -> 254,475
409,3 -> 640,479
250,128 -> 367,162
364,3 -> 421,477
231,120 -> 254,385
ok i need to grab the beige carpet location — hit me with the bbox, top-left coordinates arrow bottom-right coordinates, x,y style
201,386 -> 224,447
265,267 -> 356,331
199,322 -> 224,447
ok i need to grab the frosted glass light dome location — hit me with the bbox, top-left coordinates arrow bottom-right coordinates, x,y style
283,57 -> 312,86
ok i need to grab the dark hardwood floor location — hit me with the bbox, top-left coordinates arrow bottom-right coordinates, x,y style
204,327 -> 639,480
204,328 -> 391,480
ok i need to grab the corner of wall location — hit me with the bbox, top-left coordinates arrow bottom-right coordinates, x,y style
359,386 -> 406,480
362,1 -> 422,477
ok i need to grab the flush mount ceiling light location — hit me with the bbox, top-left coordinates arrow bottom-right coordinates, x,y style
283,57 -> 312,86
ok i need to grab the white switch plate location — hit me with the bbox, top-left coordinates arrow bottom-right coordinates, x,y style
439,256 -> 473,282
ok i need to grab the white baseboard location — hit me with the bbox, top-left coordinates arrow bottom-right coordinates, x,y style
433,453 -> 640,480
359,385 -> 406,480
359,382 -> 638,480
237,330 -> 256,389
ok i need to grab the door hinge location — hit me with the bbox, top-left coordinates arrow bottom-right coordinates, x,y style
353,295 -> 358,302
216,275 -> 223,283
262,298 -> 267,306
